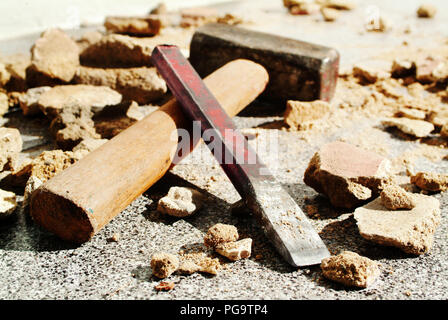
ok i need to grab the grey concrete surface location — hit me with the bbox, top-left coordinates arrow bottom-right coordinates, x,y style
0,0 -> 447,300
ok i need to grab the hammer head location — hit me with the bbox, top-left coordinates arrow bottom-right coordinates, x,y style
189,23 -> 339,103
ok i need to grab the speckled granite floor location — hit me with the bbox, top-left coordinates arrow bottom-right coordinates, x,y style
1,0 -> 447,300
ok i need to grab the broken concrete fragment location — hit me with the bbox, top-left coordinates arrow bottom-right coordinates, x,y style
391,59 -> 415,78
177,260 -> 201,275
382,118 -> 434,138
38,85 -> 122,118
18,86 -> 51,116
216,14 -> 244,26
180,7 -> 218,27
104,15 -> 166,36
150,252 -> 179,279
2,53 -> 30,92
411,172 -> 448,192
380,185 -> 416,210
395,108 -> 426,120
320,7 -> 340,21
157,186 -> 205,217
0,92 -> 8,116
0,63 -> 11,87
441,123 -> 448,138
74,66 -> 167,104
318,0 -> 356,10
354,194 -> 440,255
365,16 -> 390,32
80,33 -> 190,67
204,223 -> 239,248
304,141 -> 391,209
76,31 -> 103,54
427,109 -> 448,128
0,128 -> 22,172
284,100 -> 330,130
154,281 -> 175,291
289,3 -> 320,15
321,251 -> 380,288
215,238 -> 252,261
197,257 -> 220,275
415,57 -> 443,83
0,189 -> 17,219
417,4 -> 437,18
22,175 -> 43,208
73,138 -> 108,153
28,29 -> 79,83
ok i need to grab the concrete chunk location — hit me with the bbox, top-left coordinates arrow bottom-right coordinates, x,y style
215,238 -> 252,261
382,118 -> 434,138
411,172 -> 448,192
19,86 -> 51,116
321,251 -> 380,288
204,223 -> 239,248
304,141 -> 391,209
28,29 -> 79,83
0,128 -> 22,172
417,4 -> 437,18
0,189 -> 17,219
74,66 -> 166,104
380,185 -> 416,210
104,15 -> 164,36
354,194 -> 441,255
157,186 -> 204,217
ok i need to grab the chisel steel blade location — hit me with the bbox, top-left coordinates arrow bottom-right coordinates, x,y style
152,45 -> 329,267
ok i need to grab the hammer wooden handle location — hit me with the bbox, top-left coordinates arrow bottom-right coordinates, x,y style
30,60 -> 268,243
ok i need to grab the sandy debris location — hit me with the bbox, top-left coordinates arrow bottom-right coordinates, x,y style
151,252 -> 179,279
382,118 -> 434,138
0,128 -> 22,172
321,251 -> 380,288
38,85 -> 122,119
354,194 -> 440,255
0,189 -> 17,219
74,66 -> 166,105
18,86 -> 51,116
27,29 -> 79,84
304,141 -> 391,209
157,186 -> 205,218
417,4 -> 437,18
284,100 -> 330,130
380,185 -> 416,210
204,223 -> 239,248
410,172 -> 448,192
215,238 -> 252,261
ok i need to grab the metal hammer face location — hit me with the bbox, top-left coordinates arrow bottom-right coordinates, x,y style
189,23 -> 339,103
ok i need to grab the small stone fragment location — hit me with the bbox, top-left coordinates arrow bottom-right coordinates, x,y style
415,56 -> 443,83
353,64 -> 389,84
0,128 -> 22,172
391,59 -> 416,78
151,252 -> 179,279
216,13 -> 244,26
49,104 -> 100,150
18,86 -> 51,116
22,175 -> 43,208
441,123 -> 448,138
0,189 -> 17,219
411,172 -> 448,192
354,194 -> 441,255
417,4 -> 437,18
284,100 -> 330,130
215,238 -> 252,261
204,223 -> 239,248
177,260 -> 201,275
321,251 -> 380,288
365,16 -> 390,32
74,66 -> 166,104
318,0 -> 356,10
0,63 -> 11,87
2,53 -> 30,92
104,15 -> 165,36
394,108 -> 426,120
157,186 -> 205,217
380,185 -> 416,210
28,29 -> 79,84
321,7 -> 340,21
382,118 -> 434,138
0,92 -> 8,116
76,30 -> 103,54
107,233 -> 120,242
197,256 -> 221,275
304,141 -> 391,209
38,85 -> 122,118
289,2 -> 321,15
73,138 -> 108,153
154,281 -> 175,291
